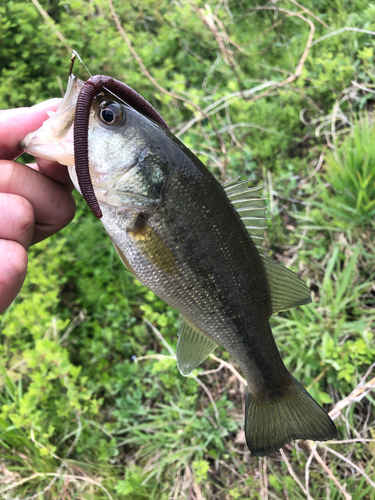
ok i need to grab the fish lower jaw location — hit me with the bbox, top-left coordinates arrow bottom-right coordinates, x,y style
22,138 -> 75,166
68,165 -> 82,194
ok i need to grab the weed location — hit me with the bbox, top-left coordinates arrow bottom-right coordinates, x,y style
1,0 -> 375,498
323,116 -> 375,227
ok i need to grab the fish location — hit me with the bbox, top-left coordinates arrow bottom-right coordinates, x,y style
21,74 -> 338,456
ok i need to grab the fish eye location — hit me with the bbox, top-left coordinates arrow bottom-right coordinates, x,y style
98,102 -> 124,126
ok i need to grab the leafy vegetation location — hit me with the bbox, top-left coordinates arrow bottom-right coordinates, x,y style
1,0 -> 375,498
323,116 -> 375,227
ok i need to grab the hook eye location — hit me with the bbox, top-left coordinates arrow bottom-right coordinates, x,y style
97,101 -> 125,126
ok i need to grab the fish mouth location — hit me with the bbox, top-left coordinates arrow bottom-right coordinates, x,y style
20,74 -> 85,165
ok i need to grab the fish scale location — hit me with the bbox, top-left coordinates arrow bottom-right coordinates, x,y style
101,135 -> 295,391
21,74 -> 338,456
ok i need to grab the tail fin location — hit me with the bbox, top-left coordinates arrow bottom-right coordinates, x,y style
245,376 -> 337,456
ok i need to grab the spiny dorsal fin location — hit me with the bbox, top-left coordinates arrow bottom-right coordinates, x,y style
177,318 -> 218,376
223,177 -> 311,313
222,177 -> 267,254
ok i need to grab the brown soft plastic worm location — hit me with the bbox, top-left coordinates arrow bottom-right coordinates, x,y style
73,75 -> 170,218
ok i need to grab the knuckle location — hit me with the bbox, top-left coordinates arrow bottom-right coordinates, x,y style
51,191 -> 76,229
0,161 -> 17,192
0,240 -> 28,312
0,239 -> 28,285
9,242 -> 28,279
0,193 -> 35,247
15,197 -> 35,234
65,196 -> 77,225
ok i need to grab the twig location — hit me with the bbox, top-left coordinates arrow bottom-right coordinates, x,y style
218,459 -> 246,481
298,152 -> 325,187
306,365 -> 330,390
267,170 -> 274,217
351,80 -> 375,94
176,5 -> 315,137
175,81 -> 277,137
250,6 -> 315,77
328,376 -> 375,420
291,86 -> 324,114
59,310 -> 86,345
360,361 -> 375,383
191,3 -> 244,92
208,122 -> 278,136
202,52 -> 222,92
224,107 -> 244,150
280,448 -> 312,498
0,474 -> 41,495
286,0 -> 330,29
192,375 -> 220,428
198,362 -> 226,377
30,0 -> 72,52
45,473 -> 114,499
305,441 -> 316,500
209,353 -> 247,386
144,319 -> 175,357
24,470 -> 63,500
305,441 -> 352,500
318,442 -> 375,489
7,358 -> 26,373
30,428 -> 61,461
107,0 -> 228,169
300,368 -> 375,497
325,438 -> 375,444
263,456 -> 268,500
134,354 -> 175,363
312,27 -> 375,46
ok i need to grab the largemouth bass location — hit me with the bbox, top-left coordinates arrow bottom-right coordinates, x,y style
21,75 -> 337,456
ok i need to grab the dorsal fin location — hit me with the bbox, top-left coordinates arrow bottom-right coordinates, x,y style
260,255 -> 311,313
223,177 -> 311,312
222,177 -> 267,253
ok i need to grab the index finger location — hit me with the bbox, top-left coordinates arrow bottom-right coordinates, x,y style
0,98 -> 61,160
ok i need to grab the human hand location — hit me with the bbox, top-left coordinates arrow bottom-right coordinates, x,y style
0,99 -> 76,313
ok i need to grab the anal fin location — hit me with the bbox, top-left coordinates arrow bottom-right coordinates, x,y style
177,318 -> 218,376
128,216 -> 179,276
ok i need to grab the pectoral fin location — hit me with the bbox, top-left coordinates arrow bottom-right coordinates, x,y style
177,318 -> 218,376
128,216 -> 179,276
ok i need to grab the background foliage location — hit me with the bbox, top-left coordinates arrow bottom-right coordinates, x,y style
0,0 -> 375,498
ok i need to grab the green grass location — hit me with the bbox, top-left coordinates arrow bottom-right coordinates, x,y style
1,0 -> 375,498
315,116 -> 375,229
